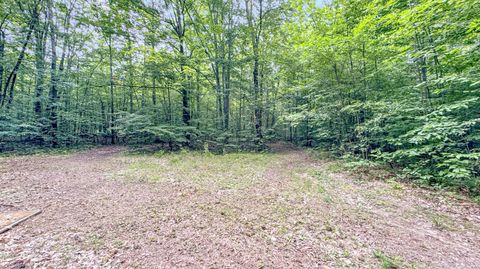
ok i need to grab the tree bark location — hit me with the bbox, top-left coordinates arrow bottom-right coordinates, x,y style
1,21 -> 35,107
108,35 -> 115,144
34,20 -> 47,116
245,0 -> 264,141
47,0 -> 58,146
0,29 -> 5,104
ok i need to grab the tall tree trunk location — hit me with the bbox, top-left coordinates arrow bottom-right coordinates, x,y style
180,39 -> 190,125
1,21 -> 35,107
196,71 -> 201,129
108,35 -> 115,144
152,76 -> 157,105
127,35 -> 134,113
245,0 -> 263,141
223,0 -> 234,131
59,8 -> 73,138
169,1 -> 191,126
34,22 -> 47,116
47,0 -> 58,146
238,94 -> 242,133
214,65 -> 223,129
167,81 -> 172,123
0,29 -> 5,103
223,39 -> 232,130
253,49 -> 262,140
151,45 -> 157,107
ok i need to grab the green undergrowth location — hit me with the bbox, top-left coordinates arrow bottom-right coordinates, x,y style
307,149 -> 480,204
373,250 -> 423,269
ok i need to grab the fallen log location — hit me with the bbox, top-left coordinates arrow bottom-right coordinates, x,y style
0,210 -> 42,234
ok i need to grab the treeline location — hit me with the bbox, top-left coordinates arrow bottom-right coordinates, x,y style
281,0 -> 480,195
0,0 -> 479,195
0,0 -> 285,151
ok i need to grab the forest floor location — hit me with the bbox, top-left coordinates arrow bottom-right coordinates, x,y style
0,143 -> 479,268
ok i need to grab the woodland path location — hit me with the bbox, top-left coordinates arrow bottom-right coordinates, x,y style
0,144 -> 479,268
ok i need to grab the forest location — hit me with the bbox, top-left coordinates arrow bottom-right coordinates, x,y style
1,0 -> 480,267
1,0 -> 478,196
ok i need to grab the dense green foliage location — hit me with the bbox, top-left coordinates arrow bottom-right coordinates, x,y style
0,0 -> 478,194
281,0 -> 480,195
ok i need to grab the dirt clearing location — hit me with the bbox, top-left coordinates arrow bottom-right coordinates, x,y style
1,144 -> 479,268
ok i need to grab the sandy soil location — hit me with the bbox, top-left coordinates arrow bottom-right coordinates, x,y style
0,144 -> 479,268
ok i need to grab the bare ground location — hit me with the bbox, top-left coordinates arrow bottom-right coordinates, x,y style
0,143 -> 479,268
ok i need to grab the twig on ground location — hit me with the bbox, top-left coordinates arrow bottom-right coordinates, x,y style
0,210 -> 42,234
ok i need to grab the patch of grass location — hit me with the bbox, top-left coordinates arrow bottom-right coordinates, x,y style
309,169 -> 331,181
86,234 -> 106,251
373,250 -> 422,269
116,151 -> 278,191
219,206 -> 236,219
169,154 -> 183,164
323,195 -> 334,204
61,252 -> 71,262
293,174 -> 327,195
317,184 -> 326,193
429,213 -> 456,231
153,150 -> 167,158
373,250 -> 403,269
0,145 -> 93,157
326,162 -> 343,173
276,224 -> 289,235
121,159 -> 165,182
291,167 -> 331,196
299,177 -> 313,191
373,250 -> 402,269
272,202 -> 295,221
387,179 -> 403,190
112,239 -> 125,249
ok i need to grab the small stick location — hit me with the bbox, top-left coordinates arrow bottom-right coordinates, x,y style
0,210 -> 42,234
